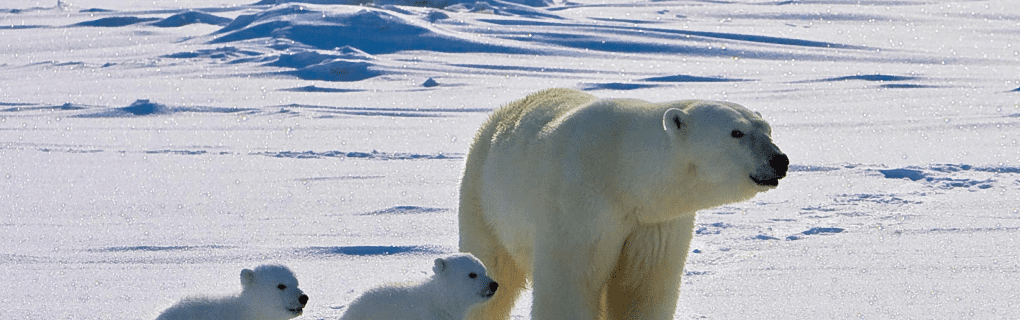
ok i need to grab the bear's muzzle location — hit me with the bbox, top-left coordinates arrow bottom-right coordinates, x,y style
751,153 -> 789,186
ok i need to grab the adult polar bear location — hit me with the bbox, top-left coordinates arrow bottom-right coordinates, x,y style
459,88 -> 788,320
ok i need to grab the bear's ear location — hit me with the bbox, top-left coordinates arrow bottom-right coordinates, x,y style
433,258 -> 448,275
662,108 -> 690,136
240,268 -> 256,287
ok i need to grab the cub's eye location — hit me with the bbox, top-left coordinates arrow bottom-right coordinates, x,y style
468,273 -> 477,279
731,130 -> 745,138
277,284 -> 287,290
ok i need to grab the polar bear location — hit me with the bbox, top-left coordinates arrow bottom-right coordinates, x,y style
156,264 -> 309,320
340,253 -> 499,320
459,88 -> 788,320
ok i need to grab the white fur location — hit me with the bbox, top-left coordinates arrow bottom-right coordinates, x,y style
156,265 -> 308,320
459,88 -> 787,320
340,253 -> 498,320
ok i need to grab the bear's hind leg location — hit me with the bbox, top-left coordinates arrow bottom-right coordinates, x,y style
605,216 -> 696,320
464,242 -> 526,320
460,151 -> 524,320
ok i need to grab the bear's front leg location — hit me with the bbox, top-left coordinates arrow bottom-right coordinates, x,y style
531,212 -> 629,320
606,216 -> 696,320
531,241 -> 609,320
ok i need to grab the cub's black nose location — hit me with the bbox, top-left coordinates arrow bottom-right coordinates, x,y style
770,153 -> 789,178
489,281 -> 499,292
299,294 -> 309,306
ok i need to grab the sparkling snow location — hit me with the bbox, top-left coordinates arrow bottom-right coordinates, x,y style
1,0 -> 1018,319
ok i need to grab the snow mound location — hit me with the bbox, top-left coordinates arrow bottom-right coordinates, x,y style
2,102 -> 85,113
76,100 -> 252,117
363,206 -> 449,215
120,99 -> 171,115
79,8 -> 114,13
583,74 -> 749,90
256,150 -> 461,160
269,51 -> 342,68
788,164 -> 842,172
71,16 -> 159,27
268,48 -> 373,71
695,222 -> 732,235
145,150 -> 210,156
878,165 -> 996,190
4,2 -> 68,14
816,74 -> 919,82
754,234 -> 780,240
299,245 -> 450,256
334,46 -> 375,60
279,85 -> 363,93
252,0 -> 553,9
211,5 -> 527,55
642,74 -> 748,83
151,11 -> 232,27
581,83 -> 658,91
878,168 -> 927,181
786,227 -> 844,241
163,46 -> 266,62
285,59 -> 382,81
879,84 -> 938,89
97,245 -> 231,252
422,77 -> 439,87
800,227 -> 845,235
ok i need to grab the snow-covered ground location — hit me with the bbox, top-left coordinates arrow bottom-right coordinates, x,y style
2,0 -> 1018,319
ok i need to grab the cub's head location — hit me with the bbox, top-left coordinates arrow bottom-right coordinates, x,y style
432,253 -> 498,305
240,265 -> 309,320
662,101 -> 788,201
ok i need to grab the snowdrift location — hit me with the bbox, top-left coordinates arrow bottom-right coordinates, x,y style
254,0 -> 553,9
211,5 -> 529,55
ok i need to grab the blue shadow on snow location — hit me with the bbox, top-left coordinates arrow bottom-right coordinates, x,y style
302,245 -> 448,256
71,16 -> 159,27
151,11 -> 231,28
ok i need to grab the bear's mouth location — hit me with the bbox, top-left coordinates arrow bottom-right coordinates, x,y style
288,307 -> 303,315
750,175 -> 780,187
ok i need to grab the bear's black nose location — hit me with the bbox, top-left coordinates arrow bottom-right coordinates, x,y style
770,153 -> 789,178
489,281 -> 499,292
299,294 -> 309,306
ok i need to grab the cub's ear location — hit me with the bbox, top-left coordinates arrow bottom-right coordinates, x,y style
662,108 -> 690,136
240,269 -> 256,287
433,258 -> 448,275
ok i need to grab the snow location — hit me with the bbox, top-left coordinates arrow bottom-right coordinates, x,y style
1,0 -> 1019,319
151,11 -> 233,28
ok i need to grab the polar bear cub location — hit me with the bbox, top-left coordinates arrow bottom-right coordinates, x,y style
340,253 -> 498,320
156,264 -> 309,320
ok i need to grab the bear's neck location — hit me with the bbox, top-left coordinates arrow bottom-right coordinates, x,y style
418,278 -> 469,320
237,291 -> 272,320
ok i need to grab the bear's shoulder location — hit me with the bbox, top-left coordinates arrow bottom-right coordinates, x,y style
157,296 -> 243,320
358,280 -> 432,300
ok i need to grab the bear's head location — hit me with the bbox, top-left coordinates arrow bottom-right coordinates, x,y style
662,101 -> 788,203
240,265 -> 309,320
432,253 -> 499,307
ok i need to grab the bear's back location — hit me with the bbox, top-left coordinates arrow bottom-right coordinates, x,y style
156,296 -> 244,320
341,284 -> 431,320
486,88 -> 597,142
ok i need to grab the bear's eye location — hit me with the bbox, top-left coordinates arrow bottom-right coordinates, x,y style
469,273 -> 477,279
731,130 -> 744,138
277,284 -> 287,290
